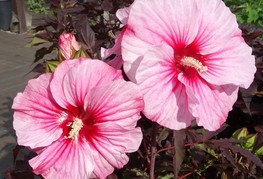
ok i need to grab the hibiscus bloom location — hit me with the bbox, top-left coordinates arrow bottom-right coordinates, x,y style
12,58 -> 144,178
58,32 -> 81,60
122,0 -> 256,131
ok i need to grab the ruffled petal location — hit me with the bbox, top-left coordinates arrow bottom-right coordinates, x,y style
190,1 -> 256,88
89,130 -> 139,179
84,79 -> 144,128
50,59 -> 82,109
199,40 -> 255,88
62,60 -> 123,107
101,28 -> 124,69
90,131 -> 132,178
116,7 -> 130,24
29,139 -> 94,179
188,0 -> 238,54
178,74 -> 238,131
136,45 -> 195,129
122,28 -> 156,82
125,0 -> 200,47
107,55 -> 123,69
12,74 -> 63,149
82,79 -> 144,178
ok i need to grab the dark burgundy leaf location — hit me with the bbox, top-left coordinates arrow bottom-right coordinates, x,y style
75,15 -> 95,52
12,145 -> 24,163
34,44 -> 56,63
213,138 -> 263,169
203,124 -> 229,141
173,129 -> 186,178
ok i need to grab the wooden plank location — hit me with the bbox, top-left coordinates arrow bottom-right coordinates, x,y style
12,0 -> 27,33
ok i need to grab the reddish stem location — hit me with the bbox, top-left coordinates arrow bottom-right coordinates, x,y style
178,171 -> 194,179
156,142 -> 201,154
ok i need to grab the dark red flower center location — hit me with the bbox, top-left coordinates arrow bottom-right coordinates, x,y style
173,42 -> 208,77
59,108 -> 98,142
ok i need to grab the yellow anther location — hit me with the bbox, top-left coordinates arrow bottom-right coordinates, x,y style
67,118 -> 83,140
181,56 -> 208,72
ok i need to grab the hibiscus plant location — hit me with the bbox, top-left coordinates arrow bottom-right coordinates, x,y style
8,0 -> 263,178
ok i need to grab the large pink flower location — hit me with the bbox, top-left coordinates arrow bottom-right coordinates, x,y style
12,58 -> 144,178
122,0 -> 256,131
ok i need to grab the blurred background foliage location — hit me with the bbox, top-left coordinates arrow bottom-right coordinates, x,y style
26,0 -> 49,14
224,0 -> 263,27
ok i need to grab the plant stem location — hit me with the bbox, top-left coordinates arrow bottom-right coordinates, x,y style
173,130 -> 177,179
156,142 -> 201,155
150,123 -> 158,179
178,171 -> 194,179
156,146 -> 176,154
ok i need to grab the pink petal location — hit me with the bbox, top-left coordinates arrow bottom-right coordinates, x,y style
50,59 -> 82,109
122,28 -> 154,82
101,30 -> 122,59
61,60 -> 123,107
89,128 -> 141,179
135,45 -> 195,129
82,79 -> 144,178
97,124 -> 142,153
178,74 -> 239,131
71,35 -> 81,51
116,7 -> 130,24
107,55 -> 123,69
189,0 -> 239,54
84,79 -> 144,128
12,74 -> 63,149
101,28 -> 125,69
29,139 -> 94,179
59,33 -> 81,59
200,40 -> 255,88
124,0 -> 200,48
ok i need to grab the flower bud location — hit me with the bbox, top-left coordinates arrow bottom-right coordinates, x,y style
58,33 -> 81,60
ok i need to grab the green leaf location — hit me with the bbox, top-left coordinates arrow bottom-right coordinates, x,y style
159,173 -> 174,179
246,6 -> 259,23
130,168 -> 149,178
73,49 -> 89,59
45,60 -> 60,73
195,144 -> 218,158
25,37 -> 49,47
242,134 -> 257,151
255,146 -> 263,156
236,13 -> 246,23
232,128 -> 248,140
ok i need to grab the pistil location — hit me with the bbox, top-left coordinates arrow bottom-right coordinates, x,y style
67,118 -> 83,140
181,56 -> 208,72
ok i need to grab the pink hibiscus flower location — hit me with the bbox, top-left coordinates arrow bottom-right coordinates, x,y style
121,0 -> 256,131
12,58 -> 144,178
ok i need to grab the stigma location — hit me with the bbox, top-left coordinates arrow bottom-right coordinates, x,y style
181,56 -> 208,72
67,118 -> 83,140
